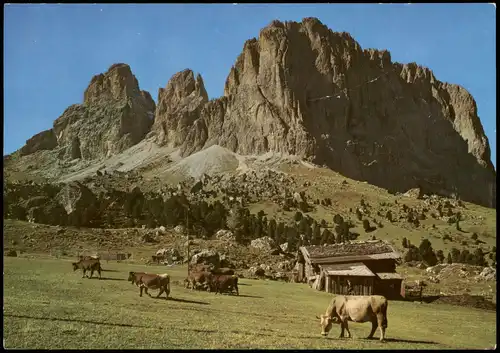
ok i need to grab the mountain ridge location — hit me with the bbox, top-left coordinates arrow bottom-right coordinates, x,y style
5,17 -> 496,208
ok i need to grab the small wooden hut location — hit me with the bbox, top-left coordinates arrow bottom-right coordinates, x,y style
299,240 -> 404,299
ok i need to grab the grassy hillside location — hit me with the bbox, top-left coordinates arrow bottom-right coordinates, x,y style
3,257 -> 496,349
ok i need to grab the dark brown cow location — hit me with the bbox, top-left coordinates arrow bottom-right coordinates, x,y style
185,271 -> 213,291
79,255 -> 100,261
210,267 -> 235,275
210,274 -> 239,295
72,259 -> 102,279
128,271 -> 170,298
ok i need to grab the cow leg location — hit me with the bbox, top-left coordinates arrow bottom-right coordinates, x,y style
157,287 -> 164,298
145,287 -> 152,297
367,320 -> 377,339
343,321 -> 352,338
140,286 -> 144,297
235,284 -> 239,296
377,314 -> 386,342
339,322 -> 345,338
165,284 -> 170,298
98,268 -> 102,279
82,269 -> 86,278
89,269 -> 94,279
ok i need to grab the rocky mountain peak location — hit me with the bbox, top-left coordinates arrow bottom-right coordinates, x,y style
83,63 -> 142,105
16,63 -> 155,161
152,69 -> 209,147
156,17 -> 495,206
7,18 -> 496,208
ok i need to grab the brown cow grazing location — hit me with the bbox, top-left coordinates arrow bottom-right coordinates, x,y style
210,274 -> 239,296
128,271 -> 148,286
128,272 -> 171,298
79,255 -> 100,261
210,267 -> 235,275
72,259 -> 102,279
316,295 -> 389,341
186,271 -> 213,291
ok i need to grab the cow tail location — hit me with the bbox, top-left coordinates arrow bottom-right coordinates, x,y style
381,300 -> 388,328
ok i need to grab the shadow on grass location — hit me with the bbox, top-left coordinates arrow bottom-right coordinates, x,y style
377,337 -> 438,345
101,269 -> 121,272
421,295 -> 441,304
4,313 -> 155,329
233,294 -> 263,299
300,336 -> 439,345
80,276 -> 125,281
97,277 -> 127,281
153,297 -> 210,305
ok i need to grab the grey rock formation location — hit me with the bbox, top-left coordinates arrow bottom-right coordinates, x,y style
155,18 -> 495,207
19,63 -> 155,160
7,18 -> 496,207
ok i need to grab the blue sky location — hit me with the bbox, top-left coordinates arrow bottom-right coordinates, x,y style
3,3 -> 496,167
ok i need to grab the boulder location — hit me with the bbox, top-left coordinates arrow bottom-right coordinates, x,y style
215,229 -> 235,242
247,266 -> 265,277
250,236 -> 275,251
56,181 -> 98,227
273,272 -> 288,281
477,267 -> 496,281
190,249 -> 221,269
426,264 -> 448,275
174,225 -> 186,234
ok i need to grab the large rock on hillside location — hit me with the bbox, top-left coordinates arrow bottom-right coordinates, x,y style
19,129 -> 57,156
19,63 -> 155,160
156,18 -> 495,207
56,181 -> 99,226
251,236 -> 275,251
190,249 -> 221,269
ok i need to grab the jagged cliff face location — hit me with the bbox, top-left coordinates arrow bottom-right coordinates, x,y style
152,69 -> 208,147
10,18 -> 495,207
156,18 -> 495,206
17,63 -> 155,160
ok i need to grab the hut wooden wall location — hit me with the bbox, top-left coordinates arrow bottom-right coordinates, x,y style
327,275 -> 374,295
363,259 -> 397,273
375,278 -> 404,299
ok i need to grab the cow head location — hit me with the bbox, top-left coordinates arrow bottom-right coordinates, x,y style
128,272 -> 136,284
315,314 -> 340,336
71,263 -> 78,271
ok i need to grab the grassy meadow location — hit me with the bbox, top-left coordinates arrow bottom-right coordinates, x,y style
3,256 -> 496,349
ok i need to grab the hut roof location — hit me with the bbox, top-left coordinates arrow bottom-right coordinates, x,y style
320,262 -> 375,277
300,240 -> 400,264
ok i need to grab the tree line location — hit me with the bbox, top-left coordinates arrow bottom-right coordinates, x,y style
401,237 -> 494,267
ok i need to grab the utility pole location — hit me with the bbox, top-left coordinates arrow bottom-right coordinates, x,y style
186,206 -> 190,277
491,181 -> 495,209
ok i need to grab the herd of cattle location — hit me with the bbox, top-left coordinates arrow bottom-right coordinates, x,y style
71,256 -> 239,298
71,256 -> 389,341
